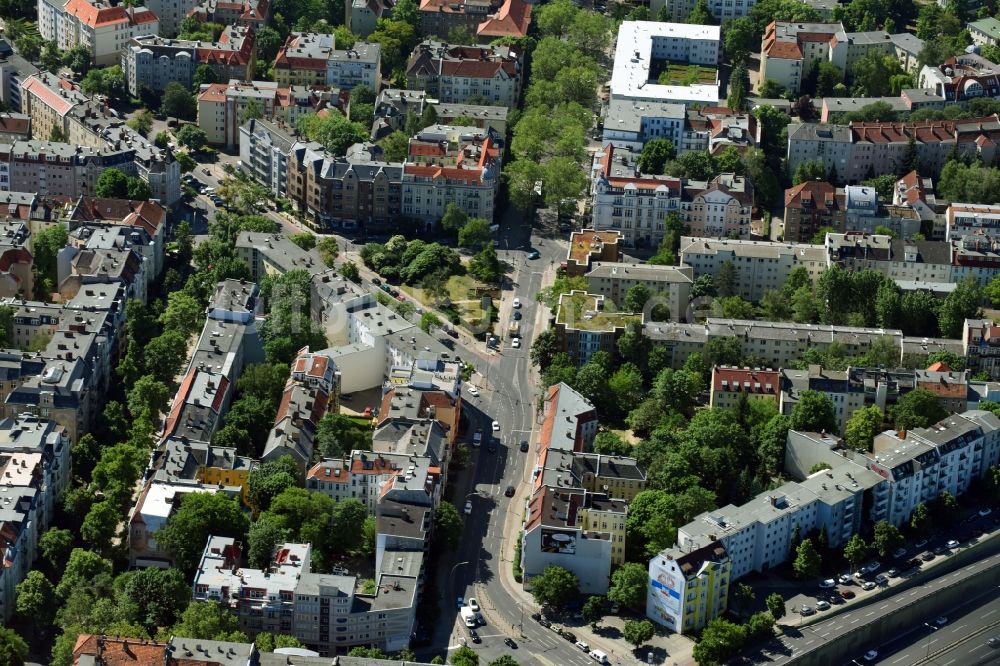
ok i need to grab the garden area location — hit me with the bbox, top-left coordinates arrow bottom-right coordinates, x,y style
654,61 -> 718,86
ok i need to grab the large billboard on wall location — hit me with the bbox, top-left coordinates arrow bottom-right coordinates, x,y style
540,528 -> 578,555
647,559 -> 682,627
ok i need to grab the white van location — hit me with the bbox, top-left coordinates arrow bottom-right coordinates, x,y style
460,606 -> 477,628
588,650 -> 609,664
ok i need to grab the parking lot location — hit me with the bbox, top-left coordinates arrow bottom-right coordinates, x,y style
746,506 -> 1000,625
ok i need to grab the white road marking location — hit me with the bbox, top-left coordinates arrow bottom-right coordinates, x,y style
891,655 -> 908,663
865,612 -> 875,617
985,609 -> 997,617
850,618 -> 860,624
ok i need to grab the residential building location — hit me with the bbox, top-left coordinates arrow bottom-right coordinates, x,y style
680,106 -> 758,155
678,236 -> 826,302
840,31 -> 922,74
308,450 -> 440,514
0,216 -> 31,297
918,53 -> 1000,103
610,21 -> 720,106
601,98 -> 687,151
589,144 -> 683,248
63,196 -> 168,281
521,486 -> 627,594
783,180 -> 847,243
187,0 -> 269,28
964,318 -> 1000,378
144,0 -> 202,35
0,484 -> 42,621
681,173 -> 753,239
193,537 -> 420,654
0,415 -> 70,542
894,170 -> 942,235
123,27 -> 257,96
406,41 -> 522,108
759,22 -> 846,94
38,0 -> 159,66
347,0 -> 388,37
418,0 -> 532,43
235,231 -> 331,283
787,116 -> 1000,183
151,440 -> 256,507
780,366 -> 857,435
0,48 -> 39,113
401,124 -> 501,223
539,382 -> 598,454
946,202 -> 1000,241
198,80 -> 339,149
970,17 -> 1000,46
585,262 -> 693,322
273,33 -> 380,90
554,291 -> 642,365
127,481 -> 217,567
430,100 -> 508,136
239,117 -> 296,199
709,367 -> 781,411
650,0 -> 756,22
562,229 -> 622,277
647,542 -> 730,635
820,93 -> 943,122
0,113 -> 31,144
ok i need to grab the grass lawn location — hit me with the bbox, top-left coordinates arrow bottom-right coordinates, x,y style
401,274 -> 493,329
657,62 -> 718,86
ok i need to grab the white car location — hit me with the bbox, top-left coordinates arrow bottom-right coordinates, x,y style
946,539 -> 960,549
466,385 -> 479,397
575,641 -> 589,652
935,616 -> 948,626
492,421 -> 500,432
512,338 -> 520,348
468,598 -> 480,613
839,574 -> 853,585
864,649 -> 878,661
464,500 -> 472,515
862,581 -> 877,591
512,298 -> 521,308
980,507 -> 993,517
818,578 -> 836,589
816,600 -> 831,611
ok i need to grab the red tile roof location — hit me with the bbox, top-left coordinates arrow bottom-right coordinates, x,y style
477,0 -> 532,38
711,367 -> 780,394
404,164 -> 485,183
72,635 -> 170,665
765,40 -> 802,59
785,180 -> 842,211
21,76 -> 74,116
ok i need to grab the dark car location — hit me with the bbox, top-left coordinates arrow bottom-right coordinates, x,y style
561,631 -> 577,642
921,551 -> 935,562
505,485 -> 515,497
371,277 -> 382,285
488,441 -> 497,453
380,284 -> 391,293
504,638 -> 518,649
446,328 -> 459,339
389,288 -> 399,297
538,618 -> 551,628
469,629 -> 480,643
829,595 -> 845,605
513,310 -> 522,320
531,612 -> 541,622
520,440 -> 529,452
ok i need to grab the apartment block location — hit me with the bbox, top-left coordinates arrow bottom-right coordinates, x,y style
759,22 -> 846,95
187,0 -> 269,28
970,17 -> 1000,46
406,41 -> 522,108
522,486 -> 627,594
123,27 -> 257,95
611,21 -> 720,107
239,118 -> 296,200
151,440 -> 256,507
538,382 -> 598,454
0,50 -> 39,113
964,318 -> 1000,378
709,367 -> 780,411
347,0 -> 388,37
787,115 -> 1000,183
680,106 -> 758,156
682,173 -> 753,238
650,0 -> 756,22
783,180 -> 846,243
42,0 -> 158,66
144,0 -> 201,35
647,541 -> 730,636
418,0 -> 532,43
273,33 -> 380,90
679,236 -> 826,302
535,447 -> 647,504
919,53 -> 1000,104
198,80 -> 339,149
946,202 -> 1000,241
585,262 -> 692,322
554,291 -> 642,366
601,98 -> 686,151
307,451 -> 439,514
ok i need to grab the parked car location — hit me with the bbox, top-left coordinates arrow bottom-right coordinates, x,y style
915,539 -> 928,549
371,277 -> 381,285
922,551 -> 935,562
839,574 -> 853,585
504,638 -> 518,649
505,485 -> 515,497
935,616 -> 948,626
513,310 -> 522,320
520,440 -> 529,452
512,338 -> 521,348
468,599 -> 480,613
888,568 -> 900,578
446,328 -> 459,339
875,574 -> 889,585
530,613 -> 541,622
575,641 -> 590,652
512,298 -> 521,308
456,597 -> 463,608
829,594 -> 844,605
892,547 -> 907,559
469,629 -> 480,643
989,636 -> 1000,648
819,579 -> 836,589
816,600 -> 831,611
464,500 -> 472,515
862,581 -> 877,591
492,420 -> 500,432
840,589 -> 856,599
561,631 -> 577,642
946,539 -> 960,549
466,385 -> 479,397
801,606 -> 815,616
527,250 -> 540,259
981,507 -> 993,517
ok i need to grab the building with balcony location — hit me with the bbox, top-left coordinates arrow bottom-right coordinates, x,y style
418,0 -> 532,43
38,0 -> 159,66
405,41 -> 522,108
273,33 -> 380,90
709,367 -> 781,411
585,262 -> 692,322
554,291 -> 641,366
647,541 -> 730,635
187,0 -> 269,28
681,173 -> 753,239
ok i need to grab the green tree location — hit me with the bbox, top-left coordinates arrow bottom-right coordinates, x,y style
623,619 -> 655,648
161,82 -> 197,120
38,527 -> 74,573
765,592 -> 785,621
434,502 -> 462,549
687,0 -> 716,23
296,106 -> 369,156
127,374 -> 171,421
872,519 -> 904,558
728,60 -> 750,111
440,202 -> 468,232
844,405 -> 883,451
637,138 -> 676,175
910,502 -> 932,536
892,387 -> 947,430
458,217 -> 493,251
192,63 -> 218,89
0,627 -> 27,666
607,563 -> 647,609
248,456 -> 299,514
693,617 -> 747,666
793,159 -> 826,185
96,168 -> 130,198
157,493 -> 250,573
731,582 -> 756,621
530,565 -> 579,609
793,538 -> 821,579
450,645 -> 479,666
843,533 -> 868,572
340,261 -> 360,283
724,17 -> 756,63
57,549 -> 112,599
314,413 -> 371,458
120,567 -> 191,632
468,244 -> 502,283
169,601 -> 246,641
816,61 -> 843,96
938,276 -> 982,338
16,570 -> 56,626
582,595 -> 605,627
789,390 -> 838,433
176,124 -> 208,151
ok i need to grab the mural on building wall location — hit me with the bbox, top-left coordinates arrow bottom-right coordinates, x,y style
540,528 -> 577,554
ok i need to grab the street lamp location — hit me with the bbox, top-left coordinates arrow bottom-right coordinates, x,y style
450,560 -> 469,615
924,622 -> 938,659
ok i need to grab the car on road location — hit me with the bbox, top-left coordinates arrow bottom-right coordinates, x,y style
505,485 -> 515,497
801,606 -> 815,616
819,578 -> 836,589
466,385 -> 479,397
492,421 -> 500,432
520,440 -> 529,452
468,599 -> 480,613
935,616 -> 948,626
464,500 -> 472,515
469,629 -> 480,643
980,507 -> 993,517
892,547 -> 907,559
864,649 -> 878,661
513,310 -> 522,320
528,250 -> 540,259
504,638 -> 517,649
989,636 -> 1000,648
946,539 -> 960,549
371,277 -> 381,285
862,581 -> 877,591
456,597 -> 463,608
512,298 -> 521,308
575,641 -> 589,652
472,430 -> 482,447
839,574 -> 853,585
487,440 -> 496,453
841,590 -> 856,599
561,631 -> 577,642
915,539 -> 928,549
816,600 -> 830,611
512,338 -> 520,348
446,328 -> 459,339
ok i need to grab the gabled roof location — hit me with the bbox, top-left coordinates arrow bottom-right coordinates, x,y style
476,0 -> 532,38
